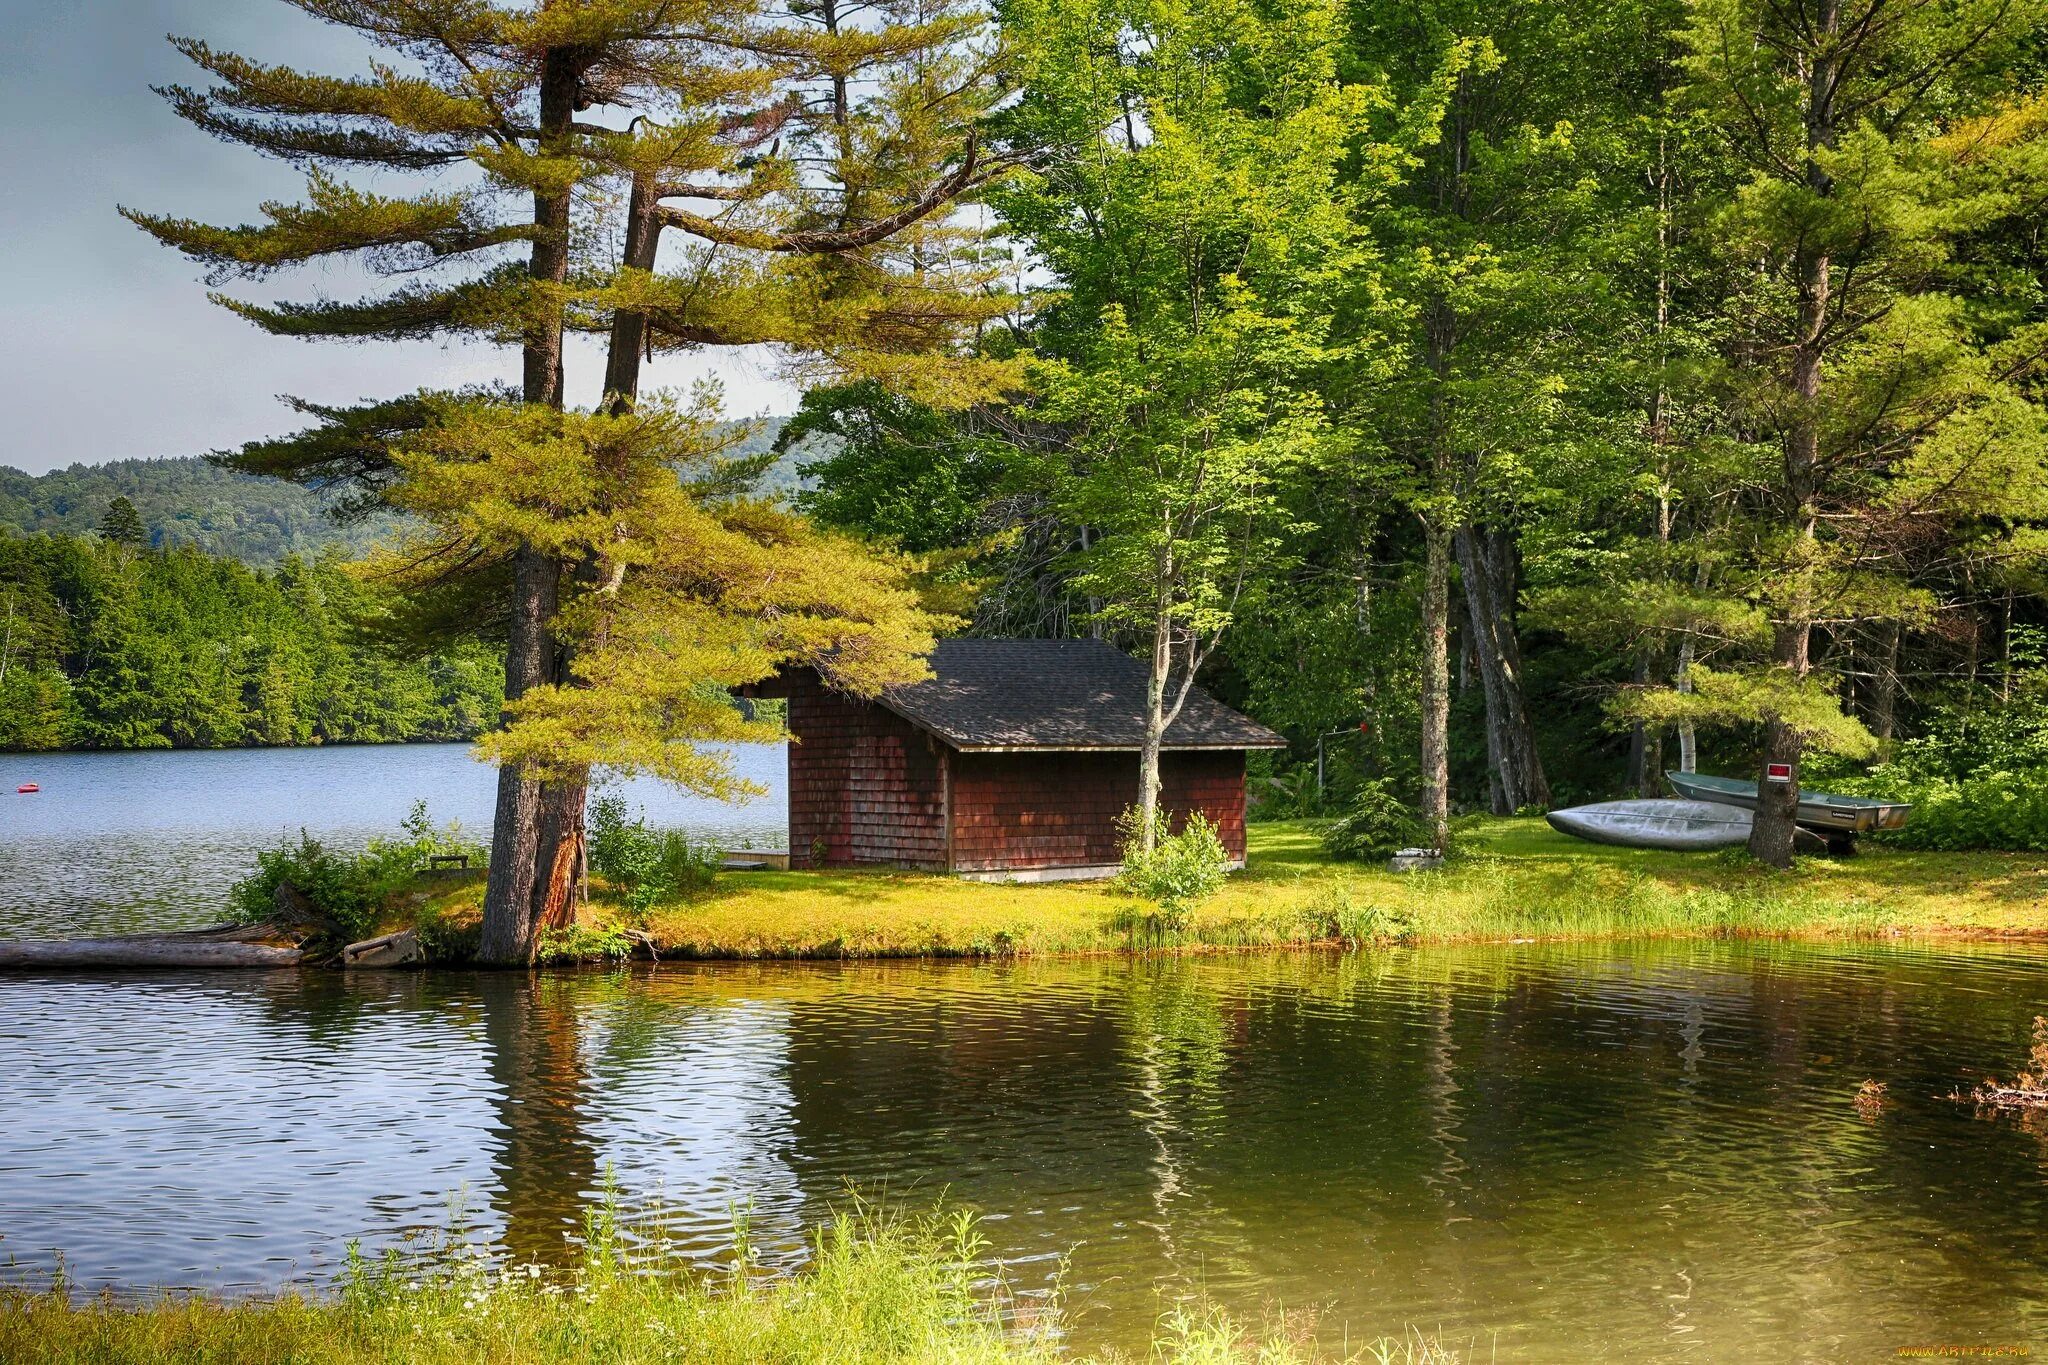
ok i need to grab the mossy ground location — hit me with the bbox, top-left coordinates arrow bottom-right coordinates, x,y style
412,817 -> 2048,961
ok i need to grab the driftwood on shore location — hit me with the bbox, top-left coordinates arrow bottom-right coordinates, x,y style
0,921 -> 305,970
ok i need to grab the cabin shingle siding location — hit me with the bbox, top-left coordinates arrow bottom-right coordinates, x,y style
788,680 -> 948,870
949,750 -> 1247,873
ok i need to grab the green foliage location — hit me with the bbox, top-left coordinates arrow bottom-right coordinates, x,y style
0,456 -> 403,565
534,921 -> 640,965
1117,808 -> 1231,922
783,382 -> 1005,556
231,833 -> 382,939
1811,685 -> 2048,851
1321,778 -> 1428,862
96,496 -> 148,547
587,794 -> 721,917
229,802 -> 483,942
1620,665 -> 1879,759
0,532 -> 501,751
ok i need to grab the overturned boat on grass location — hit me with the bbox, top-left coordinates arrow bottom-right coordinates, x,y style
1545,799 -> 1754,851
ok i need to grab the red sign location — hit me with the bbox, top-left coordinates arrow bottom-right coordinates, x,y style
1765,762 -> 1793,784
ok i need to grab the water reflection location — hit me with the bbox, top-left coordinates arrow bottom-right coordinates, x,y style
0,744 -> 787,936
2,943 -> 2047,1359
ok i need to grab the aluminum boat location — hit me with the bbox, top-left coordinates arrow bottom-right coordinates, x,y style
1664,771 -> 1911,834
1546,799 -> 1754,851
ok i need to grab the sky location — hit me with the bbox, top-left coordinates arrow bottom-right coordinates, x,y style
0,1 -> 798,476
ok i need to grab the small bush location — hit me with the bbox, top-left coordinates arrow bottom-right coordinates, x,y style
1117,808 -> 1231,924
534,921 -> 638,965
1321,779 -> 1427,862
1301,884 -> 1415,944
229,802 -> 484,943
587,795 -> 720,918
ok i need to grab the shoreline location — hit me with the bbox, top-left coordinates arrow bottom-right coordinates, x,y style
441,817 -> 2048,965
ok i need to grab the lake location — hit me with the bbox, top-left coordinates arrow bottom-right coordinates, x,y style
0,744 -> 787,937
4,750 -> 2048,1357
3,943 -> 2048,1358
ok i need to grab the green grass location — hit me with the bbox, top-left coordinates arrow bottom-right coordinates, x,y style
409,816 -> 2048,961
0,1206 -> 1457,1365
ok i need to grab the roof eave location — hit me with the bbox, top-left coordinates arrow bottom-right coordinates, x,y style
947,739 -> 1290,754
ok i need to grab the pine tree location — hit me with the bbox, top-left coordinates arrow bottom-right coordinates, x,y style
97,496 -> 148,548
1651,0 -> 2048,865
133,0 -> 1016,960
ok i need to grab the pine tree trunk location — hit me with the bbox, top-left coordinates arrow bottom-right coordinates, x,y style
496,172 -> 669,960
1419,519 -> 1452,850
1748,5 -> 1836,871
479,48 -> 580,965
1675,633 -> 1698,773
481,549 -> 563,964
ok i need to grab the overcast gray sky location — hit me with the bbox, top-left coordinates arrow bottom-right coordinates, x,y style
0,1 -> 796,476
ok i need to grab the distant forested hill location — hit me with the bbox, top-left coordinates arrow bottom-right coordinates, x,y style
0,457 -> 398,565
1,417 -> 795,567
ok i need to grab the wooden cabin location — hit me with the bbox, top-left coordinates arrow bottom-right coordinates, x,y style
770,638 -> 1286,880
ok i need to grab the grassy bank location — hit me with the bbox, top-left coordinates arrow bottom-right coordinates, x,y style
404,817 -> 2048,961
0,1208 -> 1454,1365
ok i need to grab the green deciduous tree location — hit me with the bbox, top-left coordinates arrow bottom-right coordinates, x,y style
995,0 -> 1370,851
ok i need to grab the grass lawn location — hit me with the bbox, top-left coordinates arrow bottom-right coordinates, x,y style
491,817 -> 2048,959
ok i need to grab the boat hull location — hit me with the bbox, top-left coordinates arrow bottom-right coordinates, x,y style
1546,799 -> 1753,851
1664,771 -> 1911,833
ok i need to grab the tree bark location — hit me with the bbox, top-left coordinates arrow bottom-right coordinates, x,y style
1137,559 -> 1174,857
479,46 -> 580,965
1419,519 -> 1452,850
1454,525 -> 1549,811
1748,0 -> 1836,870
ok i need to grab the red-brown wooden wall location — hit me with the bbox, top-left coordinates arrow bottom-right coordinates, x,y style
787,678 -> 950,870
784,666 -> 1251,874
947,751 -> 1247,873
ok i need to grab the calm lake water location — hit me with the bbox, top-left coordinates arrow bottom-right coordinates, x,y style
2,943 -> 2048,1358
0,744 -> 786,937
4,751 -> 2048,1356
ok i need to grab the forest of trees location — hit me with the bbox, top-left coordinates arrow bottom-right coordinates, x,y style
0,526 -> 502,751
100,0 -> 2048,953
0,457 -> 399,565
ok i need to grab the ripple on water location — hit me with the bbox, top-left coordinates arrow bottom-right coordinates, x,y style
1,945 -> 2047,1361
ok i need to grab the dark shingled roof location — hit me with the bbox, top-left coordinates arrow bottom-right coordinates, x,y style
877,638 -> 1286,752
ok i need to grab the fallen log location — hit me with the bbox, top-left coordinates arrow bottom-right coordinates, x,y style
0,920 -> 306,970
0,937 -> 303,969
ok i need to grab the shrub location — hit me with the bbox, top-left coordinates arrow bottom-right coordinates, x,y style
1117,808 -> 1230,924
587,795 -> 720,918
1300,884 -> 1416,944
534,921 -> 639,965
229,802 -> 484,942
1321,778 -> 1426,862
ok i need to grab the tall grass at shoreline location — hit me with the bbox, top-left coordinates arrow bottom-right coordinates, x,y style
624,818 -> 2041,960
0,1204 -> 1457,1364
